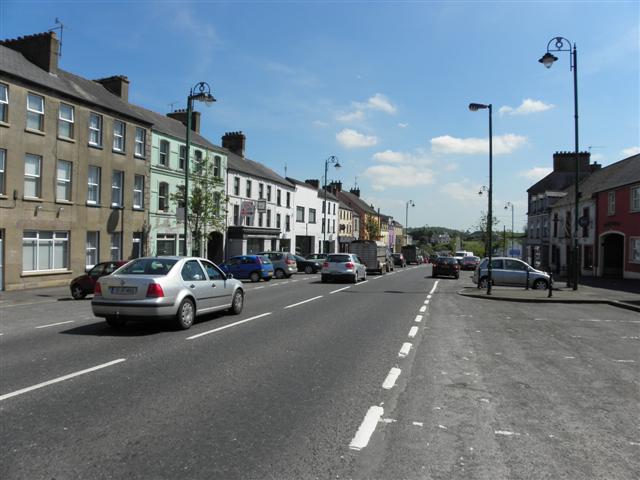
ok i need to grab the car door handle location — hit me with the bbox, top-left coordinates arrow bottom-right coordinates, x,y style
211,283 -> 216,288
189,284 -> 196,289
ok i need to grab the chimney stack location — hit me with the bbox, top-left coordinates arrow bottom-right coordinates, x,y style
329,181 -> 342,194
305,179 -> 320,189
350,187 -> 361,197
552,151 -> 591,173
94,75 -> 130,102
167,109 -> 201,134
222,131 -> 246,157
1,31 -> 59,74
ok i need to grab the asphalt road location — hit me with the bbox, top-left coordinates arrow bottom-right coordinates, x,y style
1,266 -> 638,479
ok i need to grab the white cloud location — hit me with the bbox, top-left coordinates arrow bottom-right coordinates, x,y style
621,146 -> 640,157
398,123 -> 409,128
431,134 -> 527,155
336,110 -> 365,122
313,120 -> 329,128
499,98 -> 554,116
366,93 -> 397,114
336,129 -> 378,148
362,164 -> 435,190
439,181 -> 484,202
372,149 -> 433,166
519,167 -> 552,181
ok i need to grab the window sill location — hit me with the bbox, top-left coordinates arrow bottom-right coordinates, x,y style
25,128 -> 45,136
134,155 -> 146,160
55,200 -> 74,205
88,144 -> 104,150
111,205 -> 124,210
132,207 -> 144,212
22,196 -> 43,202
57,136 -> 75,144
112,149 -> 126,156
86,202 -> 101,208
21,269 -> 72,278
0,121 -> 10,128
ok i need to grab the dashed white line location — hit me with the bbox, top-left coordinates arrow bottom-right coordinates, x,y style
330,286 -> 351,294
427,294 -> 432,299
0,358 -> 126,402
382,367 -> 402,389
355,280 -> 369,285
254,286 -> 265,290
372,276 -> 382,280
35,320 -> 75,329
408,326 -> 419,338
284,295 -> 323,309
186,312 -> 272,340
414,315 -> 423,323
429,281 -> 439,294
349,406 -> 384,451
423,299 -> 430,305
398,343 -> 412,358
419,305 -> 427,313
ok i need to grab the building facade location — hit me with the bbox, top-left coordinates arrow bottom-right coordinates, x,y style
0,32 -> 151,290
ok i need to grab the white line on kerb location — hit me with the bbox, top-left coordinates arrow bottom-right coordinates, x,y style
429,281 -> 439,294
330,286 -> 351,294
382,367 -> 402,389
419,306 -> 427,313
186,313 -> 272,340
408,326 -> 419,338
414,315 -> 423,323
349,406 -> 384,450
284,296 -> 323,309
35,320 -> 75,329
0,358 -> 126,402
398,343 -> 412,358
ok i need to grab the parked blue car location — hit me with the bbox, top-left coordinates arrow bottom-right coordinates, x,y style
219,255 -> 274,282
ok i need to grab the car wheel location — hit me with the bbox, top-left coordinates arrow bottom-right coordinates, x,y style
264,277 -> 272,282
176,298 -> 195,330
275,269 -> 285,279
478,277 -> 489,289
352,274 -> 358,284
106,316 -> 126,328
250,271 -> 260,283
532,279 -> 548,290
70,284 -> 86,300
304,265 -> 313,274
229,290 -> 244,315
455,274 -> 460,279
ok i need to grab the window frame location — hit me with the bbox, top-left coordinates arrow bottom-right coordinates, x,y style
111,170 -> 124,208
56,159 -> 72,202
159,139 -> 170,166
113,120 -> 126,152
0,149 -> 5,195
26,93 -> 44,131
179,145 -> 186,170
58,103 -> 74,139
24,153 -> 42,198
631,186 -> 640,213
630,237 -> 640,264
246,179 -> 252,198
0,83 -> 7,123
134,127 -> 146,158
296,206 -> 305,222
213,156 -> 221,178
309,208 -> 316,223
87,165 -> 101,205
608,191 -> 616,215
133,174 -> 144,210
86,231 -> 99,269
158,181 -> 169,212
233,177 -> 240,196
22,231 -> 70,273
110,232 -> 122,261
88,112 -> 103,147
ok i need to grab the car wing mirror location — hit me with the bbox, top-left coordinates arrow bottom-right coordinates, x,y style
227,273 -> 234,279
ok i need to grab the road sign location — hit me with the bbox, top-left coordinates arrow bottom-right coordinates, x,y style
241,201 -> 255,217
257,199 -> 267,213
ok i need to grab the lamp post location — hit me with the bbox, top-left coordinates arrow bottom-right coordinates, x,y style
469,102 -> 493,295
505,202 -> 514,257
323,155 -> 341,253
182,82 -> 216,256
539,36 -> 580,290
405,200 -> 415,245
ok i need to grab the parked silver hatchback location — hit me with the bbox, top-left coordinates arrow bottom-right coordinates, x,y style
472,257 -> 550,289
321,253 -> 367,283
92,256 -> 244,330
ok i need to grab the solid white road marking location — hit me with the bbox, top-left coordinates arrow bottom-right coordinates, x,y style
355,280 -> 369,285
414,315 -> 423,323
254,286 -> 265,290
419,306 -> 427,313
349,406 -> 384,451
398,343 -> 412,358
408,326 -> 419,338
284,295 -> 323,309
382,367 -> 402,389
186,313 -> 272,340
0,358 -> 126,402
35,320 -> 75,329
330,286 -> 351,294
372,276 -> 382,280
429,281 -> 439,294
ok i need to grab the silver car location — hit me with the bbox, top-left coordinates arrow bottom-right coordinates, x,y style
321,253 -> 367,283
472,257 -> 550,289
92,256 -> 244,330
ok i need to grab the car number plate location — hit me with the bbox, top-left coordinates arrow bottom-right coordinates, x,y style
110,286 -> 137,295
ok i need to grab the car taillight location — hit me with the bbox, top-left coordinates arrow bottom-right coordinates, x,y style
146,283 -> 164,298
323,262 -> 329,268
345,262 -> 355,269
286,258 -> 296,265
94,281 -> 102,296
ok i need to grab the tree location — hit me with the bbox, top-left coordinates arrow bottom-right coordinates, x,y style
473,211 -> 500,256
364,215 -> 381,241
171,153 -> 227,256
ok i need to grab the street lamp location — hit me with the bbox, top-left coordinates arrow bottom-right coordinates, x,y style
405,200 -> 415,245
539,36 -> 580,290
183,82 -> 216,256
505,202 -> 514,257
323,155 -> 341,253
469,102 -> 493,295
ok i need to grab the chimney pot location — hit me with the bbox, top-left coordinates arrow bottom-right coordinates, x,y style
1,31 -> 59,73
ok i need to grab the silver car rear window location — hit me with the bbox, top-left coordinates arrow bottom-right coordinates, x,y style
117,258 -> 178,275
327,255 -> 351,262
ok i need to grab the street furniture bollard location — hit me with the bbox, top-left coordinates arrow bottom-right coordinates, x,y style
525,268 -> 530,290
548,273 -> 553,298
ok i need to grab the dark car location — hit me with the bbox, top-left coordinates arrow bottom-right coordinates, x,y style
219,255 -> 274,282
391,253 -> 406,268
70,260 -> 128,299
294,255 -> 322,274
460,255 -> 481,270
432,256 -> 460,279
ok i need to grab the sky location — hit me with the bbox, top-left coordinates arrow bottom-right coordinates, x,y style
2,0 -> 638,232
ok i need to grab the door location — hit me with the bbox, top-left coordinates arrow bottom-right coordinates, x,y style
602,233 -> 624,277
489,259 -> 505,284
200,259 -> 234,309
180,260 -> 214,312
503,259 -> 528,285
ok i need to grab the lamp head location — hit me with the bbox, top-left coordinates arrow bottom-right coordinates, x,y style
538,52 -> 558,69
334,162 -> 342,169
469,103 -> 489,112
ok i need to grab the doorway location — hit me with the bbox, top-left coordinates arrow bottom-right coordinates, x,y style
601,233 -> 624,277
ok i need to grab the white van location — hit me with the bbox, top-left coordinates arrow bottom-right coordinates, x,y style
454,250 -> 473,263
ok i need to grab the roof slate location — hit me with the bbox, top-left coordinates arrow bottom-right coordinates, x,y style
0,45 -> 150,124
227,151 -> 294,188
336,190 -> 378,215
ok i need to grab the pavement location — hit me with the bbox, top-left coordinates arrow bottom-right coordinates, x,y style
459,275 -> 640,312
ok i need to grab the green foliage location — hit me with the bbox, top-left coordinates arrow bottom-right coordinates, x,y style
365,215 -> 381,240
